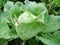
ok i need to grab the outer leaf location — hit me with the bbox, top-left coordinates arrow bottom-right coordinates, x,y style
0,13 -> 17,45
38,10 -> 48,24
0,18 -> 11,39
4,1 -> 14,11
37,31 -> 60,45
4,1 -> 24,26
53,31 -> 60,40
24,1 -> 47,16
41,15 -> 60,33
0,13 -> 17,39
9,2 -> 24,17
15,1 -> 23,7
4,1 -> 24,18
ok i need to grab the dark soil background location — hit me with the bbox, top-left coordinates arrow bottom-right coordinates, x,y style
8,38 -> 44,45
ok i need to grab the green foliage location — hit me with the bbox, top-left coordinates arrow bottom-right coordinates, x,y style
0,39 -> 8,45
0,0 -> 3,8
0,12 -> 17,45
0,0 -> 60,45
41,15 -> 60,33
53,0 -> 60,6
17,11 -> 44,40
0,0 -> 7,9
37,31 -> 60,45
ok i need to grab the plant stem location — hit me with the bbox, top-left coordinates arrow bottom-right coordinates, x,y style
21,41 -> 26,45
